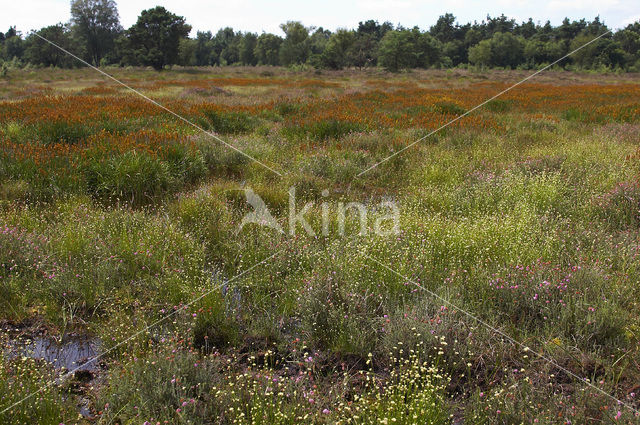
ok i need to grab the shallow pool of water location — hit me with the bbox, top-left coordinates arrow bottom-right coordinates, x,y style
5,335 -> 101,371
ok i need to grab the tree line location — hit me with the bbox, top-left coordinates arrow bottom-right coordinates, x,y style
1,0 -> 639,72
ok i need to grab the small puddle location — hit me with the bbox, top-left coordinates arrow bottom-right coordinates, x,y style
3,334 -> 103,418
5,335 -> 101,372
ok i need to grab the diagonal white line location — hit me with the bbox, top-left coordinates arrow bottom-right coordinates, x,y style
30,32 -> 283,177
0,249 -> 283,416
362,252 -> 639,416
356,30 -> 613,177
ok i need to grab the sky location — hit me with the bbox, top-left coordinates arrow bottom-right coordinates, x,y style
2,0 -> 639,37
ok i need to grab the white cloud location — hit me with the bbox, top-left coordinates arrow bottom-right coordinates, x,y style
356,0 -> 416,10
546,0 -> 620,11
621,14 -> 640,27
3,0 -> 69,33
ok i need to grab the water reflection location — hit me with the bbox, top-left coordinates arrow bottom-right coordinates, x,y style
6,335 -> 101,371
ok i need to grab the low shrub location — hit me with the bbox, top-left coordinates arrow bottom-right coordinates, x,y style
83,150 -> 171,205
333,352 -> 450,425
98,347 -> 222,424
0,356 -> 76,425
283,119 -> 364,141
195,139 -> 250,177
433,101 -> 466,116
199,110 -> 257,134
593,179 -> 640,228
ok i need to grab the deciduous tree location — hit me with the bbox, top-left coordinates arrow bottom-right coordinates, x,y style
126,6 -> 191,70
70,0 -> 122,65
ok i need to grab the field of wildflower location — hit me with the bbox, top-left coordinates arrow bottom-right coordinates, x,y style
0,66 -> 639,424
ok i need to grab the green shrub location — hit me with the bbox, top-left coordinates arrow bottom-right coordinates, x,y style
83,151 -> 171,204
274,101 -> 301,117
299,271 -> 381,360
333,353 -> 450,425
192,292 -> 241,351
169,190 -> 232,260
0,355 -> 77,425
0,180 -> 29,201
195,139 -> 250,177
199,110 -> 257,134
433,101 -> 466,116
162,143 -> 207,185
474,262 -> 627,349
284,119 -> 364,141
593,180 -> 640,228
98,348 -> 222,424
484,99 -> 513,112
33,120 -> 93,145
562,107 -> 601,123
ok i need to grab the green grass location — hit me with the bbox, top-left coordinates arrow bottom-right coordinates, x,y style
1,68 -> 639,424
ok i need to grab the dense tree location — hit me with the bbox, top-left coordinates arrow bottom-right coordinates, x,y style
25,24 -> 79,67
5,27 -> 17,40
583,16 -> 608,36
350,32 -> 378,67
491,32 -> 525,68
464,28 -> 484,48
344,20 -> 391,68
239,32 -> 258,65
486,14 -> 516,36
178,37 -> 197,65
318,29 -> 354,69
614,23 -> 640,68
443,40 -> 467,65
377,30 -> 417,71
523,38 -> 565,66
2,27 -> 24,61
208,27 -> 235,65
414,30 -> 444,67
615,23 -> 640,56
215,28 -> 241,65
254,33 -> 282,65
357,20 -> 393,41
309,27 -> 331,56
570,33 -> 623,68
430,13 -> 457,43
468,32 -> 524,68
194,31 -> 215,66
516,18 -> 538,39
279,21 -> 309,65
557,18 -> 587,41
3,9 -> 639,71
126,6 -> 191,70
377,28 -> 445,71
468,38 -> 492,66
70,0 -> 122,65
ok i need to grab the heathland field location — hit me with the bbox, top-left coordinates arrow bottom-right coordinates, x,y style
1,67 -> 640,424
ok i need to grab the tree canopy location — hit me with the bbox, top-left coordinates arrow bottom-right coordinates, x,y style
2,7 -> 640,72
70,0 -> 122,65
125,6 -> 191,70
